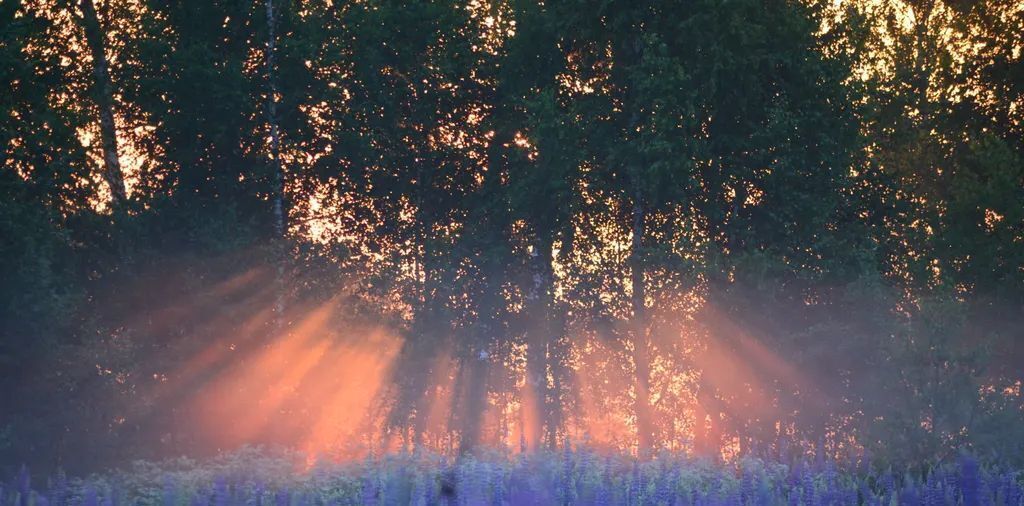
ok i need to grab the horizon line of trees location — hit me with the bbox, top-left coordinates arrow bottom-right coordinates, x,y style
1,0 -> 1023,475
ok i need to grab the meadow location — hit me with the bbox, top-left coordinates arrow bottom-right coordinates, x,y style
3,448 -> 1022,506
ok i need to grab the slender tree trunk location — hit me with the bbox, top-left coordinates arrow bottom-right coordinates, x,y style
459,337 -> 490,454
79,0 -> 127,207
456,108 -> 512,455
264,0 -> 287,325
459,285 -> 497,455
630,176 -> 656,456
457,218 -> 507,454
409,167 -> 441,445
693,395 -> 708,455
539,237 -> 565,451
617,26 -> 655,455
457,225 -> 499,456
695,380 -> 723,460
524,235 -> 555,451
547,336 -> 564,449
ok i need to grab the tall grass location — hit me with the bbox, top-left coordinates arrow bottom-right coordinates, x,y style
3,447 -> 1022,505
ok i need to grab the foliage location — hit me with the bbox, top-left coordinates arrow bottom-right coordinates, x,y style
1,0 -> 1022,478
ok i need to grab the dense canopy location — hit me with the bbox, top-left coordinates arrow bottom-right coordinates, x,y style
1,0 -> 1022,477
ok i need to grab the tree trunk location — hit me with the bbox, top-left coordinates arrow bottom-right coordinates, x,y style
459,339 -> 490,455
524,235 -> 556,451
79,0 -> 127,207
459,295 -> 496,455
616,26 -> 656,455
408,166 -> 442,444
547,340 -> 564,449
457,224 -> 506,454
630,177 -> 656,456
458,215 -> 501,455
456,106 -> 512,455
695,380 -> 722,460
264,0 -> 287,325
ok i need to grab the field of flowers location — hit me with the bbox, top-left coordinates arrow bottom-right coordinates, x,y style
2,447 -> 1022,506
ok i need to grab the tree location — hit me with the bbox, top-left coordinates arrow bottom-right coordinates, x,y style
76,0 -> 127,207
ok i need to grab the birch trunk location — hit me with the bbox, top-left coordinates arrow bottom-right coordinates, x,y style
630,176 -> 655,455
265,0 -> 287,324
524,236 -> 555,451
79,0 -> 127,207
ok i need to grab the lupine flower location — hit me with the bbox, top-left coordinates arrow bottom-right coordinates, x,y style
1000,473 -> 1021,506
48,470 -> 67,506
82,485 -> 99,506
253,482 -> 265,506
901,480 -> 920,506
162,476 -> 176,506
274,487 -> 289,506
6,447 -> 1024,506
881,470 -> 896,505
925,472 -> 943,506
15,466 -> 29,506
212,477 -> 228,506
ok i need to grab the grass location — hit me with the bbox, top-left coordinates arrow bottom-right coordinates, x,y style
2,446 -> 1022,505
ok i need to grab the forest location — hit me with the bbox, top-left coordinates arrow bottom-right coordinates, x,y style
1,0 -> 1024,503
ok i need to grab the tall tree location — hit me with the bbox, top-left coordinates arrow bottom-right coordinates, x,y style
263,0 -> 287,323
76,0 -> 127,207
1,0 -> 98,471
